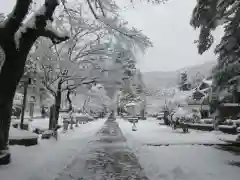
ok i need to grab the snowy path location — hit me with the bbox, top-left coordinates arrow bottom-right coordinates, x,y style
0,119 -> 106,180
55,119 -> 149,180
118,118 -> 240,180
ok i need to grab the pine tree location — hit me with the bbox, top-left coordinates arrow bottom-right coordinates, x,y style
191,0 -> 240,101
179,72 -> 190,91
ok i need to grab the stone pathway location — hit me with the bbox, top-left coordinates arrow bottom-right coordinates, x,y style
55,119 -> 149,180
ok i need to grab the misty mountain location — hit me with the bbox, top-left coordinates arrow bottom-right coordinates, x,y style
143,60 -> 217,91
142,61 -> 217,113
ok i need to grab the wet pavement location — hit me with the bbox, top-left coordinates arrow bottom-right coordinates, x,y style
55,119 -> 149,180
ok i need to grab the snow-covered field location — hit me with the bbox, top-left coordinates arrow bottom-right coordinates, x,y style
132,145 -> 240,180
2,118 -> 240,180
118,118 -> 240,180
0,118 -> 106,180
117,118 -> 238,145
29,117 -> 50,131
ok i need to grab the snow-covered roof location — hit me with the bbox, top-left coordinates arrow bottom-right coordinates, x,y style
202,79 -> 213,85
126,102 -> 137,107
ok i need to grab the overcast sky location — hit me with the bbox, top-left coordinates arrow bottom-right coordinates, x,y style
0,0 -> 223,72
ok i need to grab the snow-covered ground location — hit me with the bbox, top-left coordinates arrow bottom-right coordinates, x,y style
117,118 -> 238,145
0,118 -> 106,180
118,118 -> 240,180
132,145 -> 240,180
9,127 -> 38,140
29,117 -> 50,131
2,118 -> 240,180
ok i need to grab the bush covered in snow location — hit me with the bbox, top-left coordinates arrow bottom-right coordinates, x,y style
199,118 -> 214,124
172,107 -> 193,123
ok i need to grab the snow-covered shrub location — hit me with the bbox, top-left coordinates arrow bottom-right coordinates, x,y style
191,108 -> 202,123
200,118 -> 214,124
172,107 -> 192,123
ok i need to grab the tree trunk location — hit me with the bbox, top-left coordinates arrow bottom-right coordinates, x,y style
117,107 -> 120,116
0,41 -> 36,159
0,0 -> 68,164
66,90 -> 73,112
41,105 -> 46,118
82,98 -> 88,113
49,104 -> 55,130
0,100 -> 12,150
163,111 -> 169,125
140,109 -> 145,119
20,79 -> 29,129
55,81 -> 62,125
49,81 -> 62,130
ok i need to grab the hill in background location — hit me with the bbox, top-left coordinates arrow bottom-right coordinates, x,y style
143,60 -> 216,90
142,60 -> 217,113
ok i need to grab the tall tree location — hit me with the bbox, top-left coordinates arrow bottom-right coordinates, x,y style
0,0 -> 68,164
190,0 -> 240,101
0,0 -> 154,165
179,72 -> 190,91
36,48 -> 100,129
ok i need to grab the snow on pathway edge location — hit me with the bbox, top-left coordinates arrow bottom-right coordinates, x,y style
0,119 -> 106,180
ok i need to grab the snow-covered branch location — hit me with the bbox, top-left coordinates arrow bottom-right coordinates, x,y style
68,30 -> 94,60
97,0 -> 106,17
14,0 -> 69,50
41,22 -> 69,44
84,0 -> 152,49
86,0 -> 98,19
74,47 -> 106,60
62,77 -> 97,92
41,77 -> 57,97
68,29 -> 104,62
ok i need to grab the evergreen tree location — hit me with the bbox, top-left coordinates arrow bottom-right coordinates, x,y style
191,0 -> 240,101
179,72 -> 190,91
